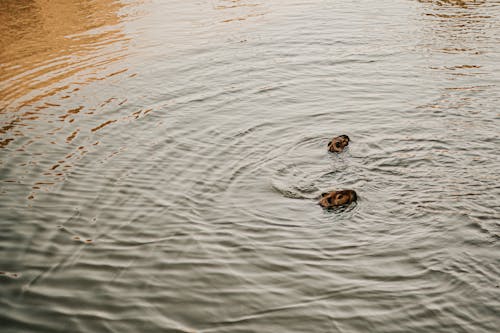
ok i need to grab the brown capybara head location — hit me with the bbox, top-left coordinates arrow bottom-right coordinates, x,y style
318,190 -> 357,208
328,135 -> 350,153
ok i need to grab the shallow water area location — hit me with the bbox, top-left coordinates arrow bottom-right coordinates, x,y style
1,0 -> 499,332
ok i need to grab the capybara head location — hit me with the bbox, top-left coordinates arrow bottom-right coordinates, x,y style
328,135 -> 350,153
319,189 -> 357,208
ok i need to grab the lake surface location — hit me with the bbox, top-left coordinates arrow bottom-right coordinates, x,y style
1,0 -> 499,332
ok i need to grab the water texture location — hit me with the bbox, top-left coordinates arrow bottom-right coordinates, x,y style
1,0 -> 499,332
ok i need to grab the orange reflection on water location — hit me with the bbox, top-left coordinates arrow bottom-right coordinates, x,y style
0,0 -> 137,201
0,0 -> 128,111
417,0 -> 486,8
212,0 -> 266,24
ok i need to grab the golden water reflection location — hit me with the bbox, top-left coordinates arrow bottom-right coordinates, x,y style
212,0 -> 266,24
0,0 -> 137,200
0,0 -> 128,110
417,0 -> 486,9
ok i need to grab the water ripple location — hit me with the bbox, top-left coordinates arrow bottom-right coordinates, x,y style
1,0 -> 500,332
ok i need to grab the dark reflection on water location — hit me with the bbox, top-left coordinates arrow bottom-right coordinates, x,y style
1,0 -> 499,332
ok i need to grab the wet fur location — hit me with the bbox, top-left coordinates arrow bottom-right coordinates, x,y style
328,135 -> 350,153
319,189 -> 357,208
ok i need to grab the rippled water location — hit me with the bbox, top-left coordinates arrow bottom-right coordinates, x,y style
1,0 -> 499,332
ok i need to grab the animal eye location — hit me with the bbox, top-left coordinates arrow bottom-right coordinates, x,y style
338,195 -> 343,199
335,142 -> 341,148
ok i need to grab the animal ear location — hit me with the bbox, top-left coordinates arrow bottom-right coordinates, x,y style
321,192 -> 329,197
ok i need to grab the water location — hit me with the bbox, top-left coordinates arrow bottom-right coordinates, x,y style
1,0 -> 499,332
